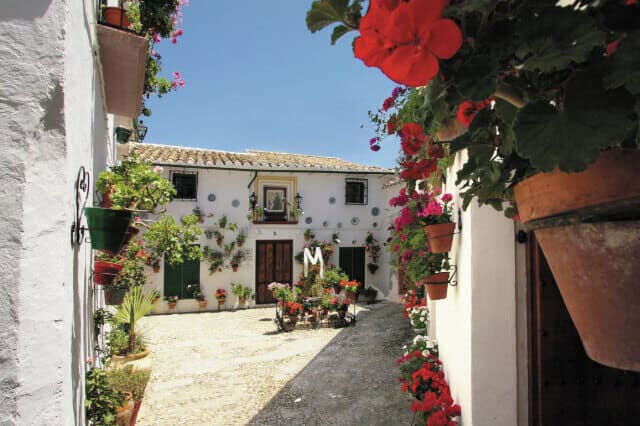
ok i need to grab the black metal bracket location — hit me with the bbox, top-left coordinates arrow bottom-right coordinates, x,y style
458,208 -> 463,231
448,264 -> 458,287
70,166 -> 90,247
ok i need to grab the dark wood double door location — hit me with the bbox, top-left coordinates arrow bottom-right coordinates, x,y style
255,240 -> 293,304
528,233 -> 640,425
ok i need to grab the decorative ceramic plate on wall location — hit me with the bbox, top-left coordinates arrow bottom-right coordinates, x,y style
351,217 -> 359,226
305,217 -> 313,224
329,196 -> 336,204
323,221 -> 329,227
371,207 -> 380,216
232,199 -> 240,207
208,194 -> 216,202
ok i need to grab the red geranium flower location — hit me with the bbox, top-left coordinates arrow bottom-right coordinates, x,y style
382,96 -> 395,111
354,0 -> 462,87
400,123 -> 426,156
456,98 -> 493,128
387,114 -> 398,134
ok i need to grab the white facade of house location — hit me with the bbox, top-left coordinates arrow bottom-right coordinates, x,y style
0,1 -> 139,423
128,144 -> 398,313
427,150 -> 527,426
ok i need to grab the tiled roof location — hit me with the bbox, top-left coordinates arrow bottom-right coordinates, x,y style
130,143 -> 394,174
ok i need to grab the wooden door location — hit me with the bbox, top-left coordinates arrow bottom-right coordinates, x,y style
255,240 -> 293,304
339,247 -> 366,287
528,233 -> 640,426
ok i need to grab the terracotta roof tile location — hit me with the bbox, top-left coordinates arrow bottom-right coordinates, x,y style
130,143 -> 393,174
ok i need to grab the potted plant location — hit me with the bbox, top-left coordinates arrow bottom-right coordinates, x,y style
142,214 -> 202,266
213,230 -> 224,247
84,207 -> 134,254
151,257 -> 160,273
224,242 -> 236,257
106,365 -> 151,426
268,282 -> 293,301
217,215 -> 228,229
307,0 -> 640,371
303,229 -> 315,241
188,283 -> 206,308
165,295 -> 178,310
284,301 -> 303,325
112,286 -> 155,362
215,289 -> 227,309
323,267 -> 348,293
102,0 -> 131,28
367,262 -> 379,274
230,250 -> 245,272
365,232 -> 381,263
203,246 -> 224,274
85,367 -> 125,426
331,232 -> 341,244
339,280 -> 359,303
231,283 -> 253,307
337,298 -> 350,319
93,254 -> 123,285
421,254 -> 451,301
418,193 -> 455,254
204,229 -> 214,240
236,232 -> 246,247
409,306 -> 429,335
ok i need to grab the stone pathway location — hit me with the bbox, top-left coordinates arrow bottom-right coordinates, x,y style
136,302 -> 413,425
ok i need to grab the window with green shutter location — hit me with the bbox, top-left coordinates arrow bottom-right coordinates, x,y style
163,254 -> 200,299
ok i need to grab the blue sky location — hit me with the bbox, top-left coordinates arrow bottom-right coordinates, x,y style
143,1 -> 399,168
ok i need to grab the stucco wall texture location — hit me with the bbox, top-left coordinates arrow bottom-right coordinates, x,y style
0,1 -> 110,424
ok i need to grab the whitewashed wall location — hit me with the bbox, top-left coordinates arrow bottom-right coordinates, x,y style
431,150 -> 520,426
0,1 -> 110,424
143,168 -> 396,313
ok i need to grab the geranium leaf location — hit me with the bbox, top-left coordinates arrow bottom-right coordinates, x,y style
306,0 -> 350,33
331,25 -> 351,45
603,31 -> 640,95
454,55 -> 498,101
514,72 -> 634,172
518,8 -> 604,72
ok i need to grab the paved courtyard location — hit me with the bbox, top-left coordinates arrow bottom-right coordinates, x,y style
136,301 -> 413,425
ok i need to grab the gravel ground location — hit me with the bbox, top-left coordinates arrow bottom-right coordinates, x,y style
136,302 -> 413,426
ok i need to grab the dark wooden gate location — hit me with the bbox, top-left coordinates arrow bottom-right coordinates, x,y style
339,247 -> 366,287
255,240 -> 293,304
528,233 -> 640,425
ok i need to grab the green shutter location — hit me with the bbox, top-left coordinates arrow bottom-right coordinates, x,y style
163,247 -> 201,299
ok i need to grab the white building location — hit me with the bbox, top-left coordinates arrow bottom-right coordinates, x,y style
0,1 -> 147,423
127,143 -> 398,313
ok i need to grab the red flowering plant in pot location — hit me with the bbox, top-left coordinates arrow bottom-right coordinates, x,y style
215,289 -> 227,308
339,280 -> 360,303
418,193 -> 455,254
308,0 -> 640,371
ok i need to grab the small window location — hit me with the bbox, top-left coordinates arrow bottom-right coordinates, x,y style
345,178 -> 368,205
171,172 -> 197,200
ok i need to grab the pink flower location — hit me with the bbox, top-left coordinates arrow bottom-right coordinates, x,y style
441,193 -> 452,203
401,249 -> 413,262
152,33 -> 161,43
400,234 -> 407,241
393,244 -> 400,252
370,144 -> 381,152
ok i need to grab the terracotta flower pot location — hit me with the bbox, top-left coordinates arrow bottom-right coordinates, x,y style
103,6 -> 131,28
424,222 -> 456,253
239,297 -> 246,307
167,302 -> 177,310
198,300 -> 207,309
423,272 -> 449,301
93,261 -> 122,285
232,265 -> 239,272
153,265 -> 160,273
514,149 -> 640,371
130,400 -> 142,426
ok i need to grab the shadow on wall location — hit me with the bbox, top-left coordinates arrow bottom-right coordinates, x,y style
0,0 -> 52,21
248,303 -> 413,426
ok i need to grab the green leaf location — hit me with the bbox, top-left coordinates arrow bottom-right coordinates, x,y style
604,31 -> 640,95
518,8 -> 605,73
306,0 -> 350,33
445,0 -> 498,17
331,25 -> 351,45
514,72 -> 634,172
454,55 -> 498,101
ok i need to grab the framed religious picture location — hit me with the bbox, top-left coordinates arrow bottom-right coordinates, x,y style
263,186 -> 287,220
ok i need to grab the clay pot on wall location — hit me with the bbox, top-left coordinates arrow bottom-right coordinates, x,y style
422,272 -> 449,301
424,222 -> 456,253
102,6 -> 131,28
93,261 -> 122,285
513,149 -> 640,371
198,300 -> 207,309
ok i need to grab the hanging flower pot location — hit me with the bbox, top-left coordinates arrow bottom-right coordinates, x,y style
84,207 -> 133,254
102,6 -> 131,28
424,222 -> 456,253
93,260 -> 122,285
232,265 -> 239,272
514,149 -> 640,372
104,287 -> 127,305
422,272 -> 449,301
